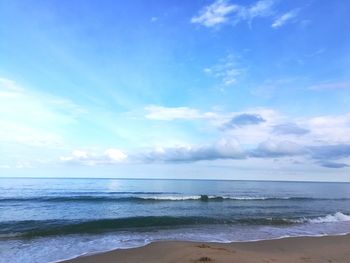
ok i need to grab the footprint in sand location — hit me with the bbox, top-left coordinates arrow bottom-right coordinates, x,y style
196,256 -> 213,262
196,244 -> 235,253
197,244 -> 211,249
300,257 -> 313,262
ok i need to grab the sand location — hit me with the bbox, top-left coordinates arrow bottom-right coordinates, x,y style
62,234 -> 350,263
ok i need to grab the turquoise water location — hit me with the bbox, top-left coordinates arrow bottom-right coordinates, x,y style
1,178 -> 350,262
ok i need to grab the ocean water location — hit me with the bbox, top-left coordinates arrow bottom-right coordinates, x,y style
1,178 -> 350,263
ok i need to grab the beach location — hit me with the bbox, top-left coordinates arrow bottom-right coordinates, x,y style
2,0 -> 349,262
63,234 -> 350,263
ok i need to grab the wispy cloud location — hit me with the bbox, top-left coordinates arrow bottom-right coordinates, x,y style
309,82 -> 350,90
238,0 -> 275,23
0,77 -> 91,169
191,0 -> 239,27
191,0 -> 276,28
305,48 -> 326,58
204,54 -> 244,86
0,77 -> 85,148
271,9 -> 299,28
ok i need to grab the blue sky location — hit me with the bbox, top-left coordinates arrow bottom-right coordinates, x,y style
1,0 -> 350,181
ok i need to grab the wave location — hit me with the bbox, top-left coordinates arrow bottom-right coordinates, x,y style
1,195 -> 347,203
295,212 -> 350,224
0,216 -> 294,239
60,191 -> 178,195
0,216 -> 221,238
1,212 -> 350,239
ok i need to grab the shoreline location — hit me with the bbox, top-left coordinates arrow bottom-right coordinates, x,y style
61,234 -> 350,263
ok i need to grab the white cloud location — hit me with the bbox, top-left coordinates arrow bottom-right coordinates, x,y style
105,149 -> 128,162
141,138 -> 245,162
60,148 -> 127,165
225,111 -> 350,149
221,108 -> 284,145
191,0 -> 276,28
144,106 -> 350,146
191,0 -> 239,27
250,140 -> 307,158
48,104 -> 350,170
307,114 -> 350,144
239,0 -> 275,22
272,10 -> 298,28
145,105 -> 204,120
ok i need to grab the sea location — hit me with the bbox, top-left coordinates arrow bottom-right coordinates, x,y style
1,178 -> 350,263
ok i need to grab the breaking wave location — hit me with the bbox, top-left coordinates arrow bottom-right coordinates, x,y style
295,212 -> 350,224
1,212 -> 350,239
1,195 -> 346,203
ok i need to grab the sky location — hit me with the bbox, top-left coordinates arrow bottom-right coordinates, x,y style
0,0 -> 350,181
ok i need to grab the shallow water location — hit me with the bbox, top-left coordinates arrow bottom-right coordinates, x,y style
1,178 -> 350,263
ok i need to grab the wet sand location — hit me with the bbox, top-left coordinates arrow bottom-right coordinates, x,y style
62,234 -> 350,263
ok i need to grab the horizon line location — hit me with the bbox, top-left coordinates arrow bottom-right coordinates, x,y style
1,176 -> 350,184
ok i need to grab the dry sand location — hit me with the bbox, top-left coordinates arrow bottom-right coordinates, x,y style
62,234 -> 350,263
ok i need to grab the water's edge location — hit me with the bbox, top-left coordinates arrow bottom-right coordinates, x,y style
53,232 -> 350,263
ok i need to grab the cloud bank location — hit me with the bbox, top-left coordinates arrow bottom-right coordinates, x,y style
58,106 -> 350,169
141,138 -> 245,162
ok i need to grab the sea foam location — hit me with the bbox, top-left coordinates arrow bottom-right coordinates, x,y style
307,212 -> 350,223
